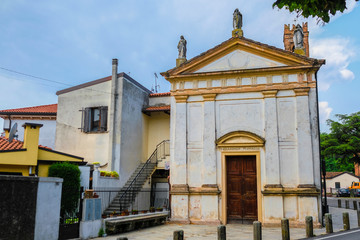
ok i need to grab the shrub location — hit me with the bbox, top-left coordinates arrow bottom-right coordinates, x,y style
111,171 -> 119,177
98,227 -> 104,237
48,162 -> 81,215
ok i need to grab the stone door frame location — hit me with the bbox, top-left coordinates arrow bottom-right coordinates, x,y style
216,131 -> 264,225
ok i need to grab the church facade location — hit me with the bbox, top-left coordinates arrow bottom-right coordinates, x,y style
162,22 -> 324,226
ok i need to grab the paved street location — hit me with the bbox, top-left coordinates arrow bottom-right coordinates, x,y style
95,207 -> 359,240
304,228 -> 360,240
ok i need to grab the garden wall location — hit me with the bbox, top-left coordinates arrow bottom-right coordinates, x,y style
0,175 -> 62,240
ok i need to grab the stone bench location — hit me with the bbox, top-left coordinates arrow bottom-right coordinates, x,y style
105,212 -> 169,234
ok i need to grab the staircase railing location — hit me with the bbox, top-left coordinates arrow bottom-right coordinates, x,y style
118,140 -> 170,210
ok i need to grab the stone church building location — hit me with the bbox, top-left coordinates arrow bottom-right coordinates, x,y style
161,21 -> 325,226
51,15 -> 324,227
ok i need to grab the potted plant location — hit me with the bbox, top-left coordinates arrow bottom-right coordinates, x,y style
105,171 -> 111,177
156,207 -> 163,212
111,171 -> 119,178
149,207 -> 155,213
93,193 -> 99,198
100,171 -> 106,176
141,210 -> 148,214
124,209 -> 129,216
110,211 -> 116,217
132,209 -> 138,215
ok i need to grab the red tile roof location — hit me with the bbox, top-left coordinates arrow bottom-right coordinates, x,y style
0,136 -> 51,151
149,92 -> 171,97
0,104 -> 57,115
0,137 -> 24,151
143,105 -> 171,112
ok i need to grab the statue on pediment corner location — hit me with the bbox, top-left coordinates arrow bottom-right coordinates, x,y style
293,24 -> 304,49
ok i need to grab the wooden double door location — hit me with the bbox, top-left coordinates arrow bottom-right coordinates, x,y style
226,155 -> 257,223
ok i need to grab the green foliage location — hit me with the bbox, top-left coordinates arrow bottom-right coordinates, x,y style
98,227 -> 104,237
320,112 -> 360,171
48,162 -> 81,215
272,0 -> 357,23
111,171 -> 119,177
324,156 -> 354,173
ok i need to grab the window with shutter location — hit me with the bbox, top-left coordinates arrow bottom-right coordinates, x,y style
82,106 -> 108,133
100,106 -> 108,131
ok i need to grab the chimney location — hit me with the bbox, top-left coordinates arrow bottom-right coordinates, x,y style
22,123 -> 42,162
4,128 -> 10,138
283,22 -> 309,57
112,58 -> 118,79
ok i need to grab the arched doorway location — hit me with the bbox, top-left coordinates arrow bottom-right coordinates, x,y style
216,131 -> 265,224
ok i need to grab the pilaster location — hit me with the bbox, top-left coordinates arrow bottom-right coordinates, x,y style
294,88 -> 314,185
263,90 -> 281,185
202,94 -> 217,185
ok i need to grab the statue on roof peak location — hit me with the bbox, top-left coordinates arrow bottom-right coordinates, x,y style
233,8 -> 242,30
177,35 -> 187,59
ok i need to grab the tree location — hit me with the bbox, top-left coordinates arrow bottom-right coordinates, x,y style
273,0 -> 358,23
321,112 -> 360,170
48,162 -> 81,216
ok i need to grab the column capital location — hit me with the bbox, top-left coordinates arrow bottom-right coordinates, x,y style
202,94 -> 217,101
294,87 -> 310,96
262,90 -> 278,98
174,95 -> 188,103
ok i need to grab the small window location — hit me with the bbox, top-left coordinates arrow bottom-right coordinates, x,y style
82,106 -> 108,133
355,183 -> 359,187
335,182 -> 340,189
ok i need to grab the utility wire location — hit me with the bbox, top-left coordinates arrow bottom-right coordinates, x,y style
0,66 -> 113,95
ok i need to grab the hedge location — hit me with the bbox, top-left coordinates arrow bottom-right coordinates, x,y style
48,162 -> 81,215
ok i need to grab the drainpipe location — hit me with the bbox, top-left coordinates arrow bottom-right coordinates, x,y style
109,59 -> 118,171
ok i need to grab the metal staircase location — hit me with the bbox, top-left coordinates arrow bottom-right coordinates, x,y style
104,140 -> 169,215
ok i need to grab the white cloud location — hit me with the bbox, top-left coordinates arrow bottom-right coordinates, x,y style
345,0 -> 358,13
319,101 -> 333,123
311,37 -> 356,91
340,68 -> 355,80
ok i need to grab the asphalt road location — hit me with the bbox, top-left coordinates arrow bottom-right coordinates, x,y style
302,228 -> 360,239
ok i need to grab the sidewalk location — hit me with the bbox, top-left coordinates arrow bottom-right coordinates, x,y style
94,207 -> 358,240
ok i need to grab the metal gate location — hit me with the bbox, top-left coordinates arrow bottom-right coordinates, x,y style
58,188 -> 83,240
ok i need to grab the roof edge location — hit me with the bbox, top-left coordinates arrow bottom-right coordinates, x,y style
56,72 -> 151,95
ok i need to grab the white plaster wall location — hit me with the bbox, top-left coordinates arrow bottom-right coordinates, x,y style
79,166 -> 90,189
55,81 -> 111,165
149,96 -> 171,106
216,99 -> 264,138
92,170 -> 121,211
3,119 -> 56,149
326,174 -> 360,189
119,77 -> 150,185
34,177 -> 63,240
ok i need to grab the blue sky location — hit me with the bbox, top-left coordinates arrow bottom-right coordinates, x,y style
0,0 -> 359,132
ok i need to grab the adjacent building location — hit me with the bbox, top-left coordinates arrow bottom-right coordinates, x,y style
55,66 -> 170,186
0,122 -> 85,176
0,104 -> 57,148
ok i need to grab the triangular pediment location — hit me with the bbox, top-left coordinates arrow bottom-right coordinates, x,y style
162,37 -> 323,78
195,49 -> 286,73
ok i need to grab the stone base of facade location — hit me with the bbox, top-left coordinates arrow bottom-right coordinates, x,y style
169,218 -> 191,224
263,221 -> 322,229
